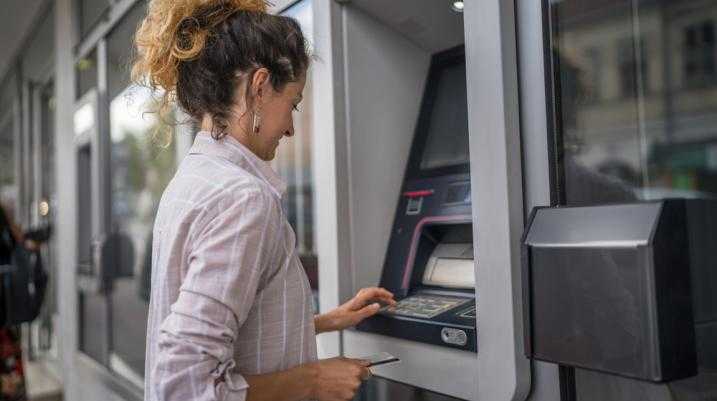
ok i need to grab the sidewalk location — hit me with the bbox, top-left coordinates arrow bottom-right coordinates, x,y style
24,360 -> 62,401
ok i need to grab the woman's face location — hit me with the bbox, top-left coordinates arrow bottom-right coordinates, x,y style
245,71 -> 306,161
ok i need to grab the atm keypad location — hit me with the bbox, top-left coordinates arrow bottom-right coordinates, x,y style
382,295 -> 469,319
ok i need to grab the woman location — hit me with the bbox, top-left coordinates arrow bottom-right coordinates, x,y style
133,1 -> 396,400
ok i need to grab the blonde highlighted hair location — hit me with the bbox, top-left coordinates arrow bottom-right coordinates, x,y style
132,0 -> 309,138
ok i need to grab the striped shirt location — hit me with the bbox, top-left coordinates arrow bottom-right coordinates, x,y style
145,132 -> 317,401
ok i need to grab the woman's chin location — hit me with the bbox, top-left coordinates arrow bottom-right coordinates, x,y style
262,148 -> 277,161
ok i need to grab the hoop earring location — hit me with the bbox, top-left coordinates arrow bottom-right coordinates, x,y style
252,111 -> 261,134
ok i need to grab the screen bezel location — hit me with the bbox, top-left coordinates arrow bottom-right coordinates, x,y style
406,45 -> 470,180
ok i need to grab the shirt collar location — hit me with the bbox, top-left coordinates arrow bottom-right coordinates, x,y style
188,131 -> 287,199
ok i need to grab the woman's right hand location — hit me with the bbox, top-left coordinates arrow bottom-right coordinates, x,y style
307,357 -> 370,401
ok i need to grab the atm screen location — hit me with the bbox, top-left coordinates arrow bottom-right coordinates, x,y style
420,62 -> 469,171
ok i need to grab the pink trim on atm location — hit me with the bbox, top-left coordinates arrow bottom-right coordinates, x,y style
403,189 -> 435,198
400,214 -> 473,290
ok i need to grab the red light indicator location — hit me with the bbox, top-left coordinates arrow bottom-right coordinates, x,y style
403,189 -> 435,198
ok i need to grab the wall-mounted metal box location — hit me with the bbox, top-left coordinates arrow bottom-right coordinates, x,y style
522,200 -> 717,382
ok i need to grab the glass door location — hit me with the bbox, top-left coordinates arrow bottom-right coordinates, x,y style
74,87 -> 111,365
72,2 -> 185,396
104,5 -> 171,385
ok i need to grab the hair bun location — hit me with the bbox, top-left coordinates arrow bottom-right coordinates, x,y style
133,0 -> 269,92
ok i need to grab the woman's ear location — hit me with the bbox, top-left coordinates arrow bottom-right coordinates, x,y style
251,68 -> 271,103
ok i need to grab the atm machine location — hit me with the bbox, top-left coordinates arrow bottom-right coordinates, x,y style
316,1 -> 484,399
357,46 -> 477,353
335,36 -> 480,399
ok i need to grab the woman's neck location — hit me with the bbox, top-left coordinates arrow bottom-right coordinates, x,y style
200,115 -> 264,159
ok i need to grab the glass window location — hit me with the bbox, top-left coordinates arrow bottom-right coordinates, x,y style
75,96 -> 102,361
0,74 -> 18,213
76,49 -> 97,100
273,0 -> 319,304
683,21 -> 716,87
0,116 -> 15,210
617,37 -> 648,98
106,2 -> 176,383
78,0 -> 110,40
584,47 -> 603,102
109,83 -> 175,383
548,0 -> 717,398
550,0 -> 717,206
41,85 -> 56,203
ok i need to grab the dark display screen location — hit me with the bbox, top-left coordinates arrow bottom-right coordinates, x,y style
420,62 -> 470,170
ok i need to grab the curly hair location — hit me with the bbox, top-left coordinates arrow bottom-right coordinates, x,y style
132,0 -> 310,139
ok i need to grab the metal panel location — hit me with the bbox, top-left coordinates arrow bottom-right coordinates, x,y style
343,330 -> 478,400
348,0 -> 464,53
463,0 -> 531,399
30,85 -> 42,227
95,39 -> 111,237
21,80 -> 32,225
21,5 -> 55,84
76,0 -> 141,61
54,0 -> 80,400
12,70 -> 23,221
312,0 -> 348,358
515,0 -> 562,398
342,4 -> 430,295
0,0 -> 48,83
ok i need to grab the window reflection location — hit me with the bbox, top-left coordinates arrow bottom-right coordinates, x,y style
76,51 -> 97,101
109,84 -> 176,381
0,74 -> 19,213
36,83 -> 58,358
549,0 -> 717,397
78,0 -> 110,40
0,118 -> 14,210
684,21 -> 716,88
551,0 -> 717,204
274,0 -> 319,306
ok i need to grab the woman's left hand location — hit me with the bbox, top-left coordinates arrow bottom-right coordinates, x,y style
315,287 -> 396,334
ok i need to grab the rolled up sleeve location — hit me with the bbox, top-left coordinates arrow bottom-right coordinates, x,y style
152,188 -> 281,401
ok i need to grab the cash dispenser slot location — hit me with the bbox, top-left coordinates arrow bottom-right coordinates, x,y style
522,199 -> 717,382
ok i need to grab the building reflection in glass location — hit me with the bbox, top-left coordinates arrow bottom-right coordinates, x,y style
551,0 -> 717,204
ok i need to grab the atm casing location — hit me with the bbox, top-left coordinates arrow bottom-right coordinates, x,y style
522,199 -> 717,382
356,46 -> 477,352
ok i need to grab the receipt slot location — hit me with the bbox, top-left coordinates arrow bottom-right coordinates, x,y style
522,199 -> 717,382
